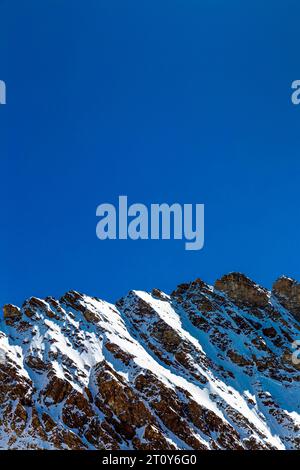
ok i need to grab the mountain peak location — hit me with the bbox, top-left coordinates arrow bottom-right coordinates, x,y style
214,272 -> 269,308
0,274 -> 299,450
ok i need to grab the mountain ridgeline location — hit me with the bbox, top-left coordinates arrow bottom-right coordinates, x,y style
0,273 -> 299,450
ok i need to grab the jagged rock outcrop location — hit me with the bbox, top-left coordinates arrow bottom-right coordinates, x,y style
214,273 -> 269,308
3,304 -> 21,325
272,276 -> 300,321
0,273 -> 299,450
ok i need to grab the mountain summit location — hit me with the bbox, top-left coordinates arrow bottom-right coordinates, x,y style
0,273 -> 299,450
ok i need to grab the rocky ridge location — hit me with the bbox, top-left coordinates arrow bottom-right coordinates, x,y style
0,272 -> 299,450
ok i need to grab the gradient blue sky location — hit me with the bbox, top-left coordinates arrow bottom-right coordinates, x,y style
1,0 -> 300,307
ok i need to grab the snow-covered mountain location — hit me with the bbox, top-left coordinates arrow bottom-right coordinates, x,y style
0,273 -> 299,450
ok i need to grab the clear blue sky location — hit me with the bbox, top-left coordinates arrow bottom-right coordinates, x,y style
1,0 -> 300,307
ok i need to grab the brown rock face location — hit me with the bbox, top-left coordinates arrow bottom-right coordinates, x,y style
3,305 -> 21,324
83,309 -> 100,324
62,391 -> 93,429
43,376 -> 73,404
151,320 -> 182,353
214,273 -> 269,308
272,276 -> 300,321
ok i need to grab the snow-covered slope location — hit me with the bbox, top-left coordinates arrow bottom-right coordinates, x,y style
0,273 -> 299,449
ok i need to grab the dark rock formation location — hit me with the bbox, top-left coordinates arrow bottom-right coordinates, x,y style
272,276 -> 300,321
214,272 -> 269,308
